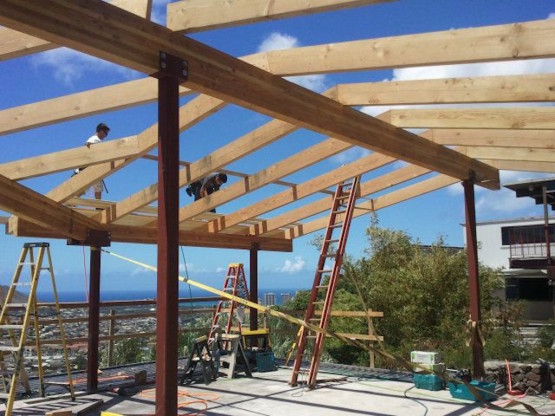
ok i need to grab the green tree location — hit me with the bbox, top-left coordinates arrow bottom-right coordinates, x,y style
113,338 -> 144,365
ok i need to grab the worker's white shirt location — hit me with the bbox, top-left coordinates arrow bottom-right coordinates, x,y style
86,134 -> 102,145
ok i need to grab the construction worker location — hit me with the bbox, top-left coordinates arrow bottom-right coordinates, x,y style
186,173 -> 228,212
73,123 -> 110,200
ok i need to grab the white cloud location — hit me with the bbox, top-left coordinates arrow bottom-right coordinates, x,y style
276,256 -> 305,273
32,47 -> 141,87
547,13 -> 554,19
216,267 -> 226,273
131,266 -> 154,276
476,188 -> 536,215
257,32 -> 327,92
331,147 -> 371,164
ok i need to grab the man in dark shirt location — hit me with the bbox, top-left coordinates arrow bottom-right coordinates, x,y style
186,173 -> 228,212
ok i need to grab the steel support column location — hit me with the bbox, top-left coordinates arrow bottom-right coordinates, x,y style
463,180 -> 485,378
87,246 -> 101,392
154,53 -> 183,416
249,244 -> 259,331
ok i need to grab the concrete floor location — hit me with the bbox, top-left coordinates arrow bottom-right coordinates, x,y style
4,367 -> 555,416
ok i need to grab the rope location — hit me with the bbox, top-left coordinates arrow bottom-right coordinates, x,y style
101,248 -> 541,415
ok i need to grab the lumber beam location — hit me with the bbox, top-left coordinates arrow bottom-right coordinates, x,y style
167,0 -> 394,33
8,218 -> 292,251
105,118 -> 298,223
381,108 -> 555,130
46,94 -> 225,203
201,151 -> 395,234
422,129 -> 555,149
0,79 -> 192,136
0,0 -> 499,189
253,164 -> 430,236
173,138 -> 353,224
246,19 -> 555,75
285,175 -> 458,238
457,146 -> 555,163
484,160 -> 555,173
0,174 -> 102,240
334,74 -> 555,106
0,135 -> 139,180
0,0 -> 151,60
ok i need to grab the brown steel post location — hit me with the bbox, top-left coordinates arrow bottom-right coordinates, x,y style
250,244 -> 259,331
463,180 -> 485,378
87,246 -> 101,392
155,54 -> 182,416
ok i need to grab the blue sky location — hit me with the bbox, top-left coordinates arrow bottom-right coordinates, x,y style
0,0 -> 554,296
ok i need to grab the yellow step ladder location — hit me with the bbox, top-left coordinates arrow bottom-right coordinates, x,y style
0,243 -> 75,415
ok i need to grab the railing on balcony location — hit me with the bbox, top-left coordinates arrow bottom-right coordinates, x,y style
506,225 -> 555,260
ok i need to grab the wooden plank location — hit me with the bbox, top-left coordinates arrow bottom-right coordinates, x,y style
0,174 -> 102,240
484,160 -> 555,173
175,137 -> 353,224
382,108 -> 555,130
9,218 -> 292,251
167,0 -> 394,33
202,151 -> 394,234
0,78 -> 192,136
247,19 -> 555,75
0,0 -> 499,189
106,118 -> 298,223
285,175 -> 457,238
0,0 -> 151,60
252,164 -> 430,236
46,94 -> 224,203
335,74 -> 555,106
422,129 -> 555,149
0,135 -> 139,180
458,146 -> 555,163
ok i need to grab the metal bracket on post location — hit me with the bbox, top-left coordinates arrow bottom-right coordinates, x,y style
67,230 -> 111,247
152,51 -> 188,81
467,169 -> 476,184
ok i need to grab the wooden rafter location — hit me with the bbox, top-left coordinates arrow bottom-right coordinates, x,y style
334,74 -> 555,106
167,0 -> 394,33
423,129 -> 555,148
246,19 -> 555,75
0,0 -> 152,60
0,0 -> 499,189
381,108 -> 555,130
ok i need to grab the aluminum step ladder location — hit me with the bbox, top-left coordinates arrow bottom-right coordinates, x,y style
207,264 -> 249,343
0,243 -> 75,416
290,177 -> 360,389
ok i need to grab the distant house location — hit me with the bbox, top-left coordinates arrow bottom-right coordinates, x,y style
467,178 -> 555,321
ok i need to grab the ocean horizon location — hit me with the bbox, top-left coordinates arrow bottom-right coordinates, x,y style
36,287 -> 306,305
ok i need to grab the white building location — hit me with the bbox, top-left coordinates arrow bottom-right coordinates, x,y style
471,216 -> 555,321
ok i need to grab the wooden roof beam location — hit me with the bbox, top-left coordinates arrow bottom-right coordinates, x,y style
103,118 -> 299,224
422,129 -> 555,148
0,0 -> 498,189
0,174 -> 102,240
174,137 -> 353,223
247,19 -> 555,75
334,74 -> 555,106
457,146 -> 555,163
284,175 -> 458,238
381,108 -> 555,130
199,152 -> 395,234
0,135 -> 139,180
485,160 -> 555,173
45,94 -> 225,203
167,0 -> 394,33
0,0 -> 151,60
0,79 -> 193,136
8,218 -> 292,251
252,164 -> 430,236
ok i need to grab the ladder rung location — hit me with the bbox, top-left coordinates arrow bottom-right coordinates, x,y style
332,210 -> 345,215
0,325 -> 24,330
318,269 -> 332,273
43,381 -> 71,386
325,239 -> 339,243
330,223 -> 343,228
3,303 -> 27,308
0,392 -> 10,399
0,346 -> 20,353
315,285 -> 328,289
12,282 -> 32,287
325,253 -> 337,258
18,262 -> 37,266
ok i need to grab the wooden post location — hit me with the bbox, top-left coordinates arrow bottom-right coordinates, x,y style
154,52 -> 184,416
87,246 -> 101,392
463,180 -> 485,379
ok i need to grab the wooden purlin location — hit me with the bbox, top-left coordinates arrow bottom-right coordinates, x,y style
0,0 -> 499,189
